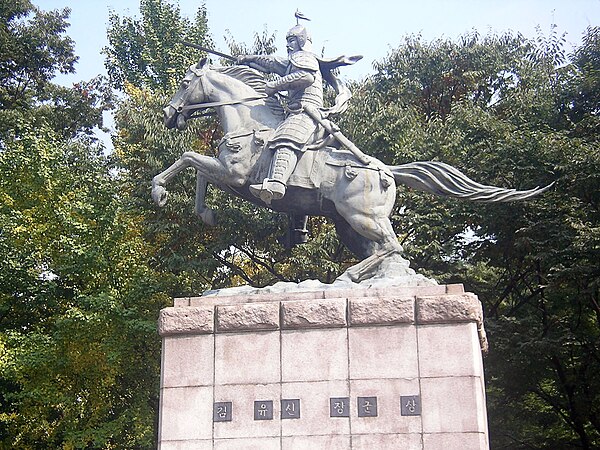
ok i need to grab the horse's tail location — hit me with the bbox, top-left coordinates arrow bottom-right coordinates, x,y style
388,161 -> 553,202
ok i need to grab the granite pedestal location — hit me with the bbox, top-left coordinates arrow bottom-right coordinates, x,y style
157,284 -> 489,449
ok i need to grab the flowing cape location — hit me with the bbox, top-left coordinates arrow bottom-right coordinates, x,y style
318,55 -> 363,116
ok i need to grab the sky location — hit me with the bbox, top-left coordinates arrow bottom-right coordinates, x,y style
34,0 -> 599,145
37,0 -> 599,84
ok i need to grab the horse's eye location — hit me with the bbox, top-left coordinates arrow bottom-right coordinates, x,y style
181,80 -> 190,88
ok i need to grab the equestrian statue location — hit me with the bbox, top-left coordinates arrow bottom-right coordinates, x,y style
152,17 -> 551,283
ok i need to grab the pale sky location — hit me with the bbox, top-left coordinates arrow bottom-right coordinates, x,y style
37,0 -> 599,83
33,0 -> 599,147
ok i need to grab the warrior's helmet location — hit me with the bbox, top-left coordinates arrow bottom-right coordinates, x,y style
286,24 -> 312,50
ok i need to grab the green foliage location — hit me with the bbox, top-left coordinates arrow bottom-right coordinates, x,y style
567,26 -> 600,138
104,0 -> 212,91
0,1 -> 167,448
343,27 -> 600,448
0,0 -> 77,108
0,124 -> 167,448
0,0 -> 113,141
3,0 -> 599,447
224,26 -> 278,58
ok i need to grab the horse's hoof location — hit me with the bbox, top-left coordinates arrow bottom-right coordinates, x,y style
152,185 -> 168,207
340,266 -> 363,283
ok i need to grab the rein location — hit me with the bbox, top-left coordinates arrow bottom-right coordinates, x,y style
178,94 -> 268,114
169,64 -> 268,120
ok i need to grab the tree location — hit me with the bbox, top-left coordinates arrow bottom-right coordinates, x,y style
104,0 -> 212,92
567,26 -> 600,138
341,28 -> 599,448
0,0 -> 112,141
0,1 -> 167,447
0,129 -> 166,448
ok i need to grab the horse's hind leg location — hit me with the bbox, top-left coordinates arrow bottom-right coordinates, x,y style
335,209 -> 409,282
334,217 -> 376,260
341,208 -> 402,253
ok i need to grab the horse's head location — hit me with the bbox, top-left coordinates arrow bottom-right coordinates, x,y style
163,57 -> 209,130
164,57 -> 282,137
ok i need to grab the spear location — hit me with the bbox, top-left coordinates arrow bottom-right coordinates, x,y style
182,41 -> 236,62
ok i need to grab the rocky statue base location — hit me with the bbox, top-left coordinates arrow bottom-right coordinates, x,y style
157,283 -> 489,450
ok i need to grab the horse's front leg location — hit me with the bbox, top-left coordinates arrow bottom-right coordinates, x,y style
151,151 -> 231,207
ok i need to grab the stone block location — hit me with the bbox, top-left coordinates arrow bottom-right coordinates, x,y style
351,433 -> 423,449
323,285 -> 447,300
350,379 -> 422,435
445,284 -> 465,294
159,440 -> 212,450
158,306 -> 214,336
421,377 -> 488,434
216,302 -> 280,332
416,294 -> 482,324
213,384 -> 281,439
349,296 -> 414,325
173,297 -> 190,307
282,435 -> 351,449
423,432 -> 488,450
213,437 -> 281,449
418,323 -> 484,378
161,335 -> 214,388
349,325 -> 418,379
281,380 -> 350,436
192,290 -> 323,306
215,331 -> 280,385
281,298 -> 347,328
158,386 -> 212,441
281,328 -> 348,382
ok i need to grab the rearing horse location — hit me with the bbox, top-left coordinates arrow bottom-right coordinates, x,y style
152,58 -> 551,282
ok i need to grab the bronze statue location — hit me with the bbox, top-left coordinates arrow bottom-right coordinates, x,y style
153,19 -> 551,283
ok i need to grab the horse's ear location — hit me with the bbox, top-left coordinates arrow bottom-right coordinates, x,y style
196,57 -> 208,70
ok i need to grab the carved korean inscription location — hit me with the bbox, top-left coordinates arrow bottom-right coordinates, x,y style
211,395 -> 422,421
330,397 -> 350,417
281,399 -> 301,419
401,395 -> 421,416
213,402 -> 232,422
254,400 -> 274,420
357,396 -> 378,417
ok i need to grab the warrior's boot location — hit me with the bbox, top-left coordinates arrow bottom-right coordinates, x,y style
249,148 -> 297,204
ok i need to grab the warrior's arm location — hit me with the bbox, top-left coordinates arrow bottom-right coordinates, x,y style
265,70 -> 315,94
236,55 -> 288,76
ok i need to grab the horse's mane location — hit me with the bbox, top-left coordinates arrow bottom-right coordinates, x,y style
214,65 -> 267,93
213,65 -> 284,120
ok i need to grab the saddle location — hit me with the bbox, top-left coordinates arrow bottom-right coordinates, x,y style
242,123 -> 373,191
250,144 -> 370,191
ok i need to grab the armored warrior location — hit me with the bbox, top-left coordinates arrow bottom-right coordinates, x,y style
237,23 -> 325,204
155,18 -> 553,281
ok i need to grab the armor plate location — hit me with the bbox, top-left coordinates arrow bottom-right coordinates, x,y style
286,54 -> 323,109
270,112 -> 318,151
289,51 -> 320,71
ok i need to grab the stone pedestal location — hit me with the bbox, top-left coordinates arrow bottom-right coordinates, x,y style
157,284 -> 489,449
